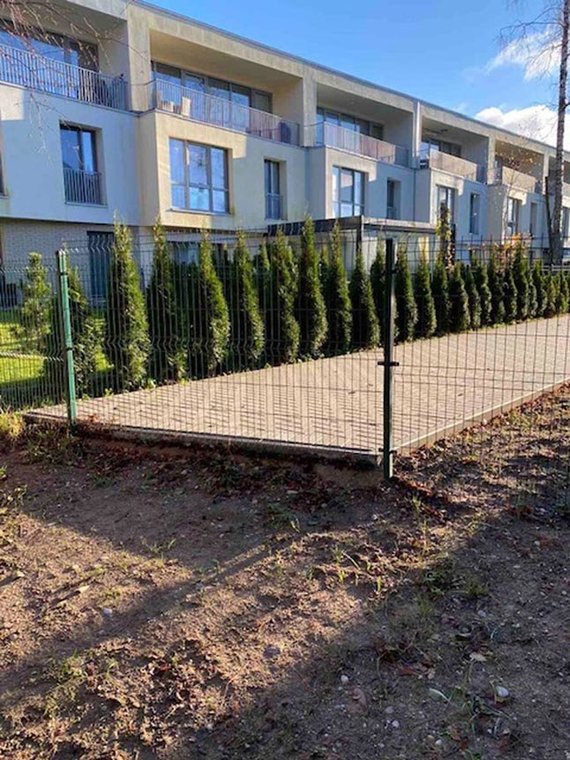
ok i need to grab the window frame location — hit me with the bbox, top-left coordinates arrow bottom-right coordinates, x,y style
436,184 -> 456,223
60,124 -> 98,173
469,192 -> 480,235
169,139 -> 230,214
317,107 -> 383,140
530,202 -> 539,237
506,196 -> 521,236
332,166 -> 365,218
386,178 -> 400,219
264,159 -> 282,219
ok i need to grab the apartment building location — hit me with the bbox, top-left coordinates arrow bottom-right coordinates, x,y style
0,0 -> 566,284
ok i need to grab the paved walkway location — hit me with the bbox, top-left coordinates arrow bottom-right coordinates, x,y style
33,316 -> 570,460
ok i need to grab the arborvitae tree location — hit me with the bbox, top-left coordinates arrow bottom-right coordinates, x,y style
448,264 -> 470,333
543,272 -> 557,317
349,246 -> 380,349
146,222 -> 185,384
15,252 -> 51,353
503,261 -> 518,324
266,229 -> 300,365
370,240 -> 388,344
462,264 -> 482,330
319,244 -> 330,296
488,253 -> 505,325
414,252 -> 436,339
555,271 -> 569,313
394,247 -> 417,343
527,260 -> 538,318
532,260 -> 546,318
432,258 -> 450,335
512,242 -> 531,321
472,258 -> 492,325
324,223 -> 352,355
296,217 -> 328,358
44,264 -> 98,399
254,242 -> 271,322
191,236 -> 230,377
436,202 -> 454,269
228,233 -> 264,370
104,223 -> 150,391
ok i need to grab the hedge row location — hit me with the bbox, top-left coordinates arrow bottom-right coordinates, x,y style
16,222 -> 570,397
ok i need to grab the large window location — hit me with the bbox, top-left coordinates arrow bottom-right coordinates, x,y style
317,108 -> 383,139
507,197 -> 521,236
563,207 -> 570,240
530,202 -> 539,237
61,125 -> 101,204
333,167 -> 365,218
436,185 -> 456,222
469,193 -> 480,235
265,160 -> 282,219
421,136 -> 461,158
170,139 -> 229,213
0,19 -> 98,69
153,63 -> 272,113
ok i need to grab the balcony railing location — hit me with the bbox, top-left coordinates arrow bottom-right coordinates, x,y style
149,79 -> 300,146
419,148 -> 486,183
265,193 -> 283,220
64,168 -> 103,205
310,122 -> 409,167
0,42 -> 128,110
495,165 -> 541,194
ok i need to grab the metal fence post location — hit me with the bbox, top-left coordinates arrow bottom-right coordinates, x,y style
382,238 -> 397,479
56,249 -> 77,427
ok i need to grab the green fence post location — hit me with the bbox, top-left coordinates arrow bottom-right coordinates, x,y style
381,238 -> 397,479
56,249 -> 77,427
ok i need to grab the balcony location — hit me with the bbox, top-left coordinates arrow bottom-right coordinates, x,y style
64,168 -> 103,205
310,122 -> 409,167
148,79 -> 300,146
419,148 -> 486,182
495,165 -> 541,194
0,42 -> 128,110
265,193 -> 283,220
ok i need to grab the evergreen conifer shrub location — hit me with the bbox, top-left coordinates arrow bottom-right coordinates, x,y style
104,223 -> 150,390
350,247 -> 380,349
296,217 -> 328,358
414,252 -> 436,339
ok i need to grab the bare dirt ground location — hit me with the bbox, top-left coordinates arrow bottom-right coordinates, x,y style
1,388 -> 569,759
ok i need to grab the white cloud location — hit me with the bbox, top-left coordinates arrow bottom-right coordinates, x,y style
487,30 -> 560,81
475,104 -> 570,149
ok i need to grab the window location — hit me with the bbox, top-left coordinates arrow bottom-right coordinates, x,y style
153,63 -> 272,114
436,185 -> 456,222
0,19 -> 98,70
168,241 -> 199,266
421,136 -> 461,158
563,207 -> 570,240
60,125 -> 101,204
265,160 -> 282,219
332,167 -> 365,218
530,202 -> 539,237
317,108 -> 383,140
386,179 -> 400,219
170,139 -> 229,213
506,197 -> 521,236
469,193 -> 480,235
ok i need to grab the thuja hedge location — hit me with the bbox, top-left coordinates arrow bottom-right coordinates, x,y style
18,224 -> 570,398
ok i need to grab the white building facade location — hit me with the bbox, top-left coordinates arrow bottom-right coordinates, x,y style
0,0 -> 566,278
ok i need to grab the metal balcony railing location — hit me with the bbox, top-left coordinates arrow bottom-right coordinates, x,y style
64,168 -> 103,205
149,79 -> 300,146
265,193 -> 283,220
0,42 -> 128,110
495,165 -> 542,194
310,122 -> 409,167
419,148 -> 486,183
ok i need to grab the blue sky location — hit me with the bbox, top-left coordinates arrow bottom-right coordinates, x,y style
147,0 -> 560,144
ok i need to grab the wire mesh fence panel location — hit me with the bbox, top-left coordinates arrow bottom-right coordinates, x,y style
393,235 -> 570,515
16,224 -> 383,458
0,253 -> 70,412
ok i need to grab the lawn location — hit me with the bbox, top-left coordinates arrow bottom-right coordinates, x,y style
0,309 -> 110,410
0,385 -> 568,758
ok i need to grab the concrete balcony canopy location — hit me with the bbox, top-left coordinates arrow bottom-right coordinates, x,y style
148,29 -> 305,131
495,140 -> 545,193
420,115 -> 488,182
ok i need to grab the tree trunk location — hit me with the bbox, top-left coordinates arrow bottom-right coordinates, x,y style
552,0 -> 570,263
